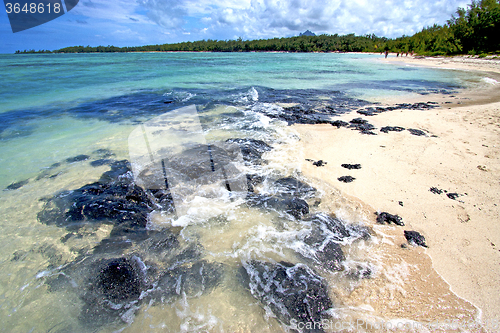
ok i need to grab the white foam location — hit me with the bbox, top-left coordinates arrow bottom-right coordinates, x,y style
483,77 -> 498,85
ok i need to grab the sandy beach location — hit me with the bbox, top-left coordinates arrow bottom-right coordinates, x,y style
292,56 -> 500,331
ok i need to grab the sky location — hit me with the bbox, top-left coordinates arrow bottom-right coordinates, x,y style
0,0 -> 471,54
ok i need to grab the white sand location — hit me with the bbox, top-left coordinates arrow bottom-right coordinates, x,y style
292,56 -> 500,330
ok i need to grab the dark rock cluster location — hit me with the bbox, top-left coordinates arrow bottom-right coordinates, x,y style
357,102 -> 439,116
33,139 -> 372,331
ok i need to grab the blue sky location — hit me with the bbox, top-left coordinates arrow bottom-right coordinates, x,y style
0,0 -> 470,54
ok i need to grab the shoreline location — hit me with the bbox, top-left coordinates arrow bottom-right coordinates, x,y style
292,57 -> 500,330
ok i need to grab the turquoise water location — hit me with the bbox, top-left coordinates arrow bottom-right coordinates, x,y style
0,53 -> 484,332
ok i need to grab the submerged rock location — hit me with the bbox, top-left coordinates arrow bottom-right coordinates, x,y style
274,177 -> 317,199
299,214 -> 370,272
66,154 -> 90,163
404,230 -> 428,247
4,179 -> 29,190
240,260 -> 333,332
226,138 -> 272,163
246,194 -> 309,219
376,212 -> 404,226
38,160 -> 158,232
152,260 -> 223,303
246,174 -> 264,192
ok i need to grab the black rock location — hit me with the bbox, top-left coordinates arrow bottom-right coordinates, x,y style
404,230 -> 428,247
66,155 -> 90,163
350,118 -> 368,125
376,212 -> 404,226
447,192 -> 460,200
331,120 -> 349,128
407,128 -> 426,136
240,260 -> 332,332
348,118 -> 377,135
37,160 -> 157,231
312,160 -> 327,167
380,126 -> 405,133
429,187 -> 444,195
77,256 -> 148,328
5,179 -> 29,190
341,164 -> 361,170
94,258 -> 143,301
338,176 -> 355,183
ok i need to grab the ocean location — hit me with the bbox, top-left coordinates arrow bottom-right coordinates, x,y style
0,52 -> 485,332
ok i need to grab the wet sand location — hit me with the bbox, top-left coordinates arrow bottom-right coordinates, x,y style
292,57 -> 500,331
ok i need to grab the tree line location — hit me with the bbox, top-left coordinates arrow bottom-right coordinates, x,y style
16,0 -> 499,56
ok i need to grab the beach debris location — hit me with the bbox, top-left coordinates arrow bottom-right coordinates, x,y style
477,165 -> 488,171
399,201 -> 404,206
404,230 -> 428,247
407,128 -> 427,136
376,212 -> 404,226
446,192 -> 461,200
239,260 -> 333,329
4,179 -> 29,190
338,176 -> 356,183
66,154 -> 90,163
341,163 -> 361,170
380,126 -> 405,133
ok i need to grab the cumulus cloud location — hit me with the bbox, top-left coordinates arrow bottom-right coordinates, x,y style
136,0 -> 471,39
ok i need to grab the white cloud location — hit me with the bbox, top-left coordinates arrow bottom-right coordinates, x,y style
134,0 -> 472,40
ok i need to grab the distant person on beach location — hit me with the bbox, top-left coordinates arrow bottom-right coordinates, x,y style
385,50 -> 388,58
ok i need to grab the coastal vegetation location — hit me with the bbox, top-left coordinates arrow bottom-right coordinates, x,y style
16,0 -> 499,56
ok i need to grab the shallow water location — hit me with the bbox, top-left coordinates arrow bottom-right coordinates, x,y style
0,53 -> 487,332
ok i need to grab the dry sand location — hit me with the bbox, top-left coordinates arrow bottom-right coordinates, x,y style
292,56 -> 500,331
